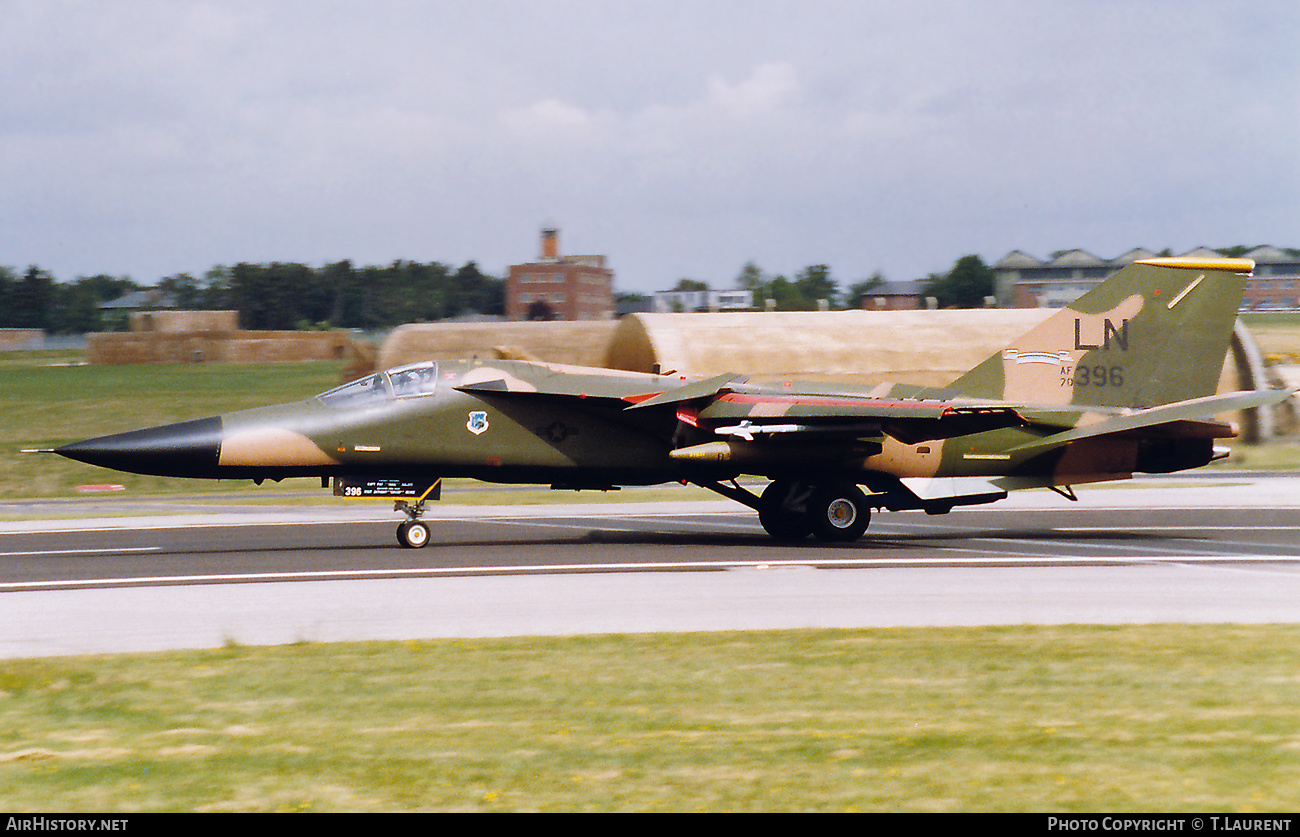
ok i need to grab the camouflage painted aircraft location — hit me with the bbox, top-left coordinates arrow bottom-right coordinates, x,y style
54,257 -> 1294,547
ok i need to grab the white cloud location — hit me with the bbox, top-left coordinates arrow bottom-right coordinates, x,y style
0,1 -> 1296,290
704,63 -> 799,117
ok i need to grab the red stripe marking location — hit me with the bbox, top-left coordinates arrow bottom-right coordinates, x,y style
716,393 -> 949,408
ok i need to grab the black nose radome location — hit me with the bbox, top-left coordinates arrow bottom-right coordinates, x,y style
56,416 -> 222,478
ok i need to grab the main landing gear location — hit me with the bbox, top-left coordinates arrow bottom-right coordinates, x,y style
760,479 -> 871,542
694,478 -> 873,543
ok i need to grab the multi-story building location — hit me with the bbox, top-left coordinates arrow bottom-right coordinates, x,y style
1244,246 -> 1300,310
505,228 -> 614,321
994,246 -> 1300,310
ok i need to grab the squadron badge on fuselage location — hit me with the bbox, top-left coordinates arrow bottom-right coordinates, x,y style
466,411 -> 489,436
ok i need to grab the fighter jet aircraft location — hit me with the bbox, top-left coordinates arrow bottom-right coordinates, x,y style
54,256 -> 1294,547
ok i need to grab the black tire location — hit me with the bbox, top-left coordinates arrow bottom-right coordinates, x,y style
809,484 -> 870,542
397,520 -> 431,548
758,479 -> 813,541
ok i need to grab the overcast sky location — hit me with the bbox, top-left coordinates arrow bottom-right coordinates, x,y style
2,0 -> 1297,293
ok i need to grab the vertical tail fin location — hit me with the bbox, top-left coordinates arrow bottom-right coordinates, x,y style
950,257 -> 1253,409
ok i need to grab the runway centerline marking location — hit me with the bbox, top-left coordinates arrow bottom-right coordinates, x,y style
0,547 -> 161,558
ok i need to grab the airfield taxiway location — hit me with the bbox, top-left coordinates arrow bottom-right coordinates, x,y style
0,474 -> 1297,658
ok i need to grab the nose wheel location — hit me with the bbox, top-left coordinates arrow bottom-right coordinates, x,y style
397,519 -> 431,548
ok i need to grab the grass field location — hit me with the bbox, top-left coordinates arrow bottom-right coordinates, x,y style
0,353 -> 348,499
1240,311 -> 1300,363
2,626 -> 1298,812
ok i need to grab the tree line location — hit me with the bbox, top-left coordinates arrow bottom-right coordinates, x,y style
649,263 -> 892,312
653,256 -> 997,311
0,260 -> 504,334
7,244 -> 1285,334
648,243 -> 1296,312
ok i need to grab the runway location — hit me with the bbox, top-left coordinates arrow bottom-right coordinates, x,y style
0,474 -> 1298,658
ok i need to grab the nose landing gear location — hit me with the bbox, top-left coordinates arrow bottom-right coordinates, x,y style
333,476 -> 442,549
394,493 -> 434,549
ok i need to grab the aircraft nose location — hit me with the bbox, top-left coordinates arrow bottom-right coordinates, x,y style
55,416 -> 223,478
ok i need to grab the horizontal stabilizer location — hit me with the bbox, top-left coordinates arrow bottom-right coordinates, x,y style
1009,388 -> 1296,455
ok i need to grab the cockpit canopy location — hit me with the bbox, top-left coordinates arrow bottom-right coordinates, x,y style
317,361 -> 439,408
